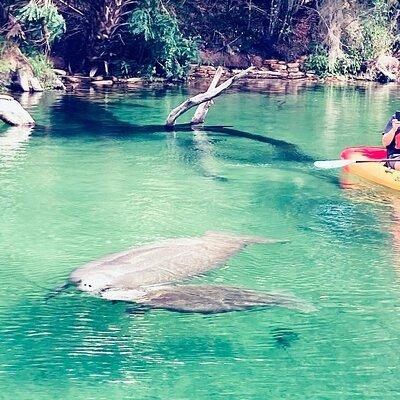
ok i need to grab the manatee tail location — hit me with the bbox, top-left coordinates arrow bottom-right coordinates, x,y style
135,285 -> 316,314
204,231 -> 289,245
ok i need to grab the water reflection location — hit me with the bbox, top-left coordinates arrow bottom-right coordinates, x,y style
339,172 -> 400,275
0,126 -> 33,169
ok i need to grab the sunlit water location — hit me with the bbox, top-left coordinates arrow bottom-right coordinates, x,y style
1,81 -> 400,399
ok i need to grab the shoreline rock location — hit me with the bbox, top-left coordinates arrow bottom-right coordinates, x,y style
0,95 -> 35,126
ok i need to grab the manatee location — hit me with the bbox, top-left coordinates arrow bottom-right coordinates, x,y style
64,231 -> 315,314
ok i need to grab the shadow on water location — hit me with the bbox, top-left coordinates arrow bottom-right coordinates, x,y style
26,95 -> 337,185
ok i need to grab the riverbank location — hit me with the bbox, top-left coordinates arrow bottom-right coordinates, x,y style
0,58 -> 398,96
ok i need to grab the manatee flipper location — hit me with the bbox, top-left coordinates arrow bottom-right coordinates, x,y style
136,285 -> 316,314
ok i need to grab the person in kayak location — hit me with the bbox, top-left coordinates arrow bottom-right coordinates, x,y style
382,114 -> 400,169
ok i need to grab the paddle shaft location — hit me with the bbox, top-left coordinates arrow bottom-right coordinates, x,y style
352,159 -> 393,163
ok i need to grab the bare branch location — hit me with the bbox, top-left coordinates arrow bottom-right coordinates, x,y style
191,66 -> 223,125
165,66 -> 254,127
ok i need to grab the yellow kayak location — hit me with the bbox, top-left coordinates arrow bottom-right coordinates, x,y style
340,147 -> 400,191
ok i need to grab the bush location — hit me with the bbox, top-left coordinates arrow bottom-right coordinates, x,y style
17,0 -> 65,51
304,45 -> 330,75
26,52 -> 57,88
127,0 -> 199,79
306,0 -> 397,77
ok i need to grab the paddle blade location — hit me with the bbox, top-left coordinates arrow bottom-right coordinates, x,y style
314,159 -> 355,169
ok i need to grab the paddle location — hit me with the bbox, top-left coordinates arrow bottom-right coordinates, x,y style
314,158 -> 394,169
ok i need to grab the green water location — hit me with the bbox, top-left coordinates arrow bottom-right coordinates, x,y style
1,82 -> 400,399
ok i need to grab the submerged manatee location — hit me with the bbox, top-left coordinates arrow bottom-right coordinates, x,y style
67,231 -> 315,314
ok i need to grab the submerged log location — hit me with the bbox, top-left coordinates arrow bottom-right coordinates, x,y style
165,66 -> 254,127
0,95 -> 35,126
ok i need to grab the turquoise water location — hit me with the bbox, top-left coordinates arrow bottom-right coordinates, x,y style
1,82 -> 400,399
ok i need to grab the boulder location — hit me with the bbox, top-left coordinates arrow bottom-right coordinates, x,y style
29,77 -> 44,92
91,79 -> 114,86
1,46 -> 44,92
13,69 -> 30,92
0,95 -> 35,126
53,69 -> 67,76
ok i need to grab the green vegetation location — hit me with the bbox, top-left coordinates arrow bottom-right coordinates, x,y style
306,0 -> 398,76
0,0 -> 398,81
27,52 -> 57,88
127,0 -> 198,78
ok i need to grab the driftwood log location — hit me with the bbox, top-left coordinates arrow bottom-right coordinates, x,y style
165,66 -> 254,127
191,66 -> 224,125
0,95 -> 35,126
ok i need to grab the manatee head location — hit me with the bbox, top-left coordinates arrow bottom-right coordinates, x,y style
70,273 -> 112,294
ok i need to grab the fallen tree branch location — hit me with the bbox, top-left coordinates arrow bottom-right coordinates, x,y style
191,66 -> 223,125
165,66 -> 254,128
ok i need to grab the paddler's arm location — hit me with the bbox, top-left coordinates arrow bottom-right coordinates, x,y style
382,118 -> 400,147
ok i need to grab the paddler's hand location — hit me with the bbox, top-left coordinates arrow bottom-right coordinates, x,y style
392,118 -> 400,130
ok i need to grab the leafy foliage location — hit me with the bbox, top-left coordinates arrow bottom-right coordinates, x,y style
26,52 -> 58,88
17,0 -> 65,51
127,0 -> 198,78
306,0 -> 398,76
0,0 -> 398,81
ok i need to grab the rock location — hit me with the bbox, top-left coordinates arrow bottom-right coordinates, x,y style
29,77 -> 44,92
13,69 -> 30,92
270,63 -> 287,71
287,67 -> 300,73
91,76 -> 104,81
0,95 -> 35,126
73,75 -> 92,82
90,79 -> 114,86
53,69 -> 67,76
288,72 -> 306,79
126,77 -> 142,84
53,77 -> 66,90
264,59 -> 278,65
64,76 -> 81,83
256,70 -> 285,79
287,62 -> 300,68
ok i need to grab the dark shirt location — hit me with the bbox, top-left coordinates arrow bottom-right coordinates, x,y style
383,115 -> 400,157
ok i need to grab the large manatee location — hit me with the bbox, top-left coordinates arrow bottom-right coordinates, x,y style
65,231 -> 315,314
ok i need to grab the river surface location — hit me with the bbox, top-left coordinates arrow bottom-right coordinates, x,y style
1,81 -> 400,399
